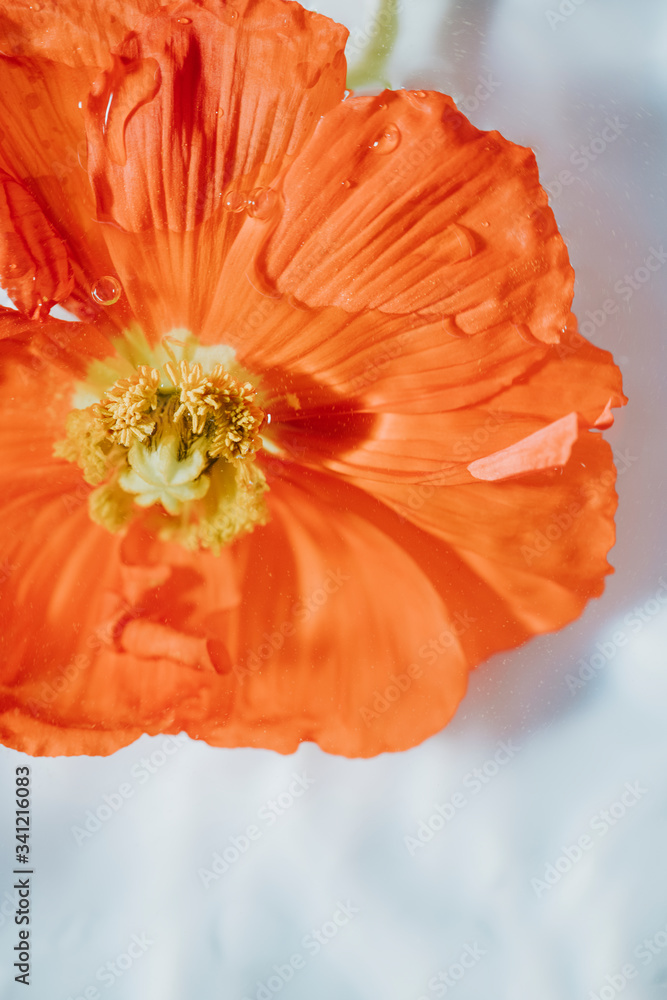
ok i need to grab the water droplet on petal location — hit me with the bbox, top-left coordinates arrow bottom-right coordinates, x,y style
529,207 -> 551,236
25,93 -> 40,110
441,315 -> 467,339
91,275 -> 122,306
446,223 -> 477,262
286,294 -> 309,312
378,102 -> 387,110
77,138 -> 88,170
414,90 -> 427,99
513,323 -> 541,346
93,57 -> 161,166
371,123 -> 401,154
343,89 -> 353,101
215,107 -> 224,117
247,187 -> 279,221
229,9 -> 238,20
296,61 -> 322,89
341,179 -> 352,190
481,220 -> 489,228
223,189 -> 247,213
176,16 -> 192,24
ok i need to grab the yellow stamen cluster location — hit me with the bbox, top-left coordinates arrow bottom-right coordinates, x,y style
55,352 -> 269,553
164,360 -> 264,460
96,366 -> 160,447
53,408 -> 121,485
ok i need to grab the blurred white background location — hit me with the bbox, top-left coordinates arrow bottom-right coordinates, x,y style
1,0 -> 666,998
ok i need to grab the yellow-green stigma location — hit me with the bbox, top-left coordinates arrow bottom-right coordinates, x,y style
55,340 -> 269,552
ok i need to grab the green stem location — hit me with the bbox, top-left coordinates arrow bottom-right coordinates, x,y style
346,0 -> 400,91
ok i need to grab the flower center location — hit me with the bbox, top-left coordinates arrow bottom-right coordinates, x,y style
55,336 -> 269,552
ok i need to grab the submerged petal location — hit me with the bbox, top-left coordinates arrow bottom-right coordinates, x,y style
84,0 -> 347,336
257,90 -> 573,343
366,433 -> 618,642
0,1 -> 627,758
467,412 -> 581,481
0,169 -> 73,318
201,281 -> 550,419
0,55 -> 133,329
197,469 -> 469,756
0,0 -> 151,66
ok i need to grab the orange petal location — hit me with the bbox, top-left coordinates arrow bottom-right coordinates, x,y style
0,392 -> 467,755
464,330 -> 627,481
0,55 -> 134,331
0,169 -> 73,318
0,511 -> 236,754
0,342 -> 236,754
0,322 -> 108,513
256,89 -> 573,342
365,433 -> 617,642
0,306 -> 113,378
180,469 -> 469,757
0,0 -> 151,66
0,305 -> 39,340
0,337 -> 467,757
468,412 -> 580,481
84,0 -> 347,337
200,274 -> 549,418
261,322 -> 624,487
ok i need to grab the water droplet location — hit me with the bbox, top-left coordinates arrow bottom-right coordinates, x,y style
25,93 -> 40,111
286,294 -> 308,312
529,207 -> 551,236
414,90 -> 427,99
215,107 -> 224,117
441,315 -> 467,339
94,57 -> 161,167
481,221 -> 489,228
513,323 -> 541,346
223,189 -> 247,213
371,123 -> 401,154
91,275 -> 122,306
343,89 -> 353,101
104,90 -> 114,130
247,187 -> 279,221
29,2 -> 43,9
378,102 -> 387,110
332,50 -> 346,73
176,16 -> 192,24
229,9 -> 238,20
446,223 -> 477,262
341,179 -> 352,189
296,62 -> 322,89
77,138 -> 88,170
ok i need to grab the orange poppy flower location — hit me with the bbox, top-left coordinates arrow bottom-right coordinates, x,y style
0,0 -> 625,757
